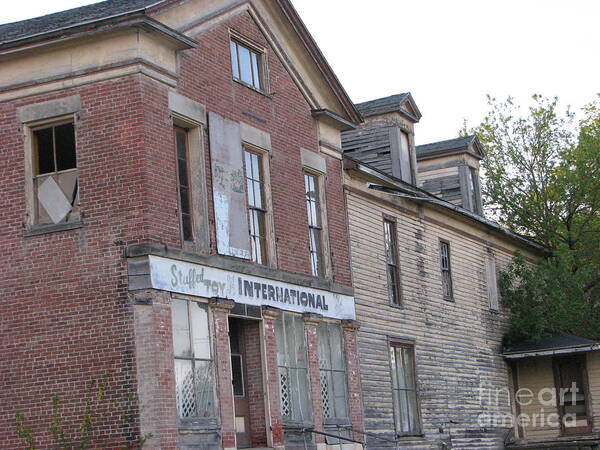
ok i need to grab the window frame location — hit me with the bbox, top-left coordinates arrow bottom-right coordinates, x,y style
487,253 -> 500,312
553,355 -> 593,435
383,215 -> 403,307
304,170 -> 328,278
174,126 -> 194,243
399,130 -> 413,184
171,297 -> 218,428
27,116 -> 80,228
439,239 -> 454,300
468,166 -> 482,214
229,32 -> 268,93
388,339 -> 422,437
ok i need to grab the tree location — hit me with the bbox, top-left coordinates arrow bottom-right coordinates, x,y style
467,95 -> 600,345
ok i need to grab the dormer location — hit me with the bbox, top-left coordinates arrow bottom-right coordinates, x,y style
416,135 -> 485,214
341,93 -> 422,185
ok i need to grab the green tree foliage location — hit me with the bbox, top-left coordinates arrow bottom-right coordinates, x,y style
469,95 -> 600,345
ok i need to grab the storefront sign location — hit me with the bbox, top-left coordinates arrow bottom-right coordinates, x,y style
148,255 -> 356,320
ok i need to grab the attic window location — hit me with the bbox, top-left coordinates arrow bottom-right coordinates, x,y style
230,39 -> 263,91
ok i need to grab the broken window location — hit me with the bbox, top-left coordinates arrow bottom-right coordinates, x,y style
384,218 -> 402,305
305,172 -> 325,277
487,255 -> 499,311
244,149 -> 268,264
230,40 -> 263,90
439,240 -> 454,299
32,121 -> 79,225
554,356 -> 592,434
171,299 -> 216,423
275,313 -> 312,424
317,322 -> 349,428
175,127 -> 193,242
390,342 -> 421,436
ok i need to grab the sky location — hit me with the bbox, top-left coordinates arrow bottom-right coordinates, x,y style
2,0 -> 598,144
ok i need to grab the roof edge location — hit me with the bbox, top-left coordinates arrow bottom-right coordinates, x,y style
504,343 -> 600,359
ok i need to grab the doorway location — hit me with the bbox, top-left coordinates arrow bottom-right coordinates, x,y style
229,317 -> 267,448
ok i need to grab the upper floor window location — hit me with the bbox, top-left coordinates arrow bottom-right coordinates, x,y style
32,121 -> 80,225
468,167 -> 482,214
230,39 -> 263,90
384,218 -> 402,306
305,172 -> 325,277
175,127 -> 193,242
171,299 -> 217,423
399,130 -> 413,184
390,342 -> 421,436
244,149 -> 268,264
486,255 -> 499,311
439,240 -> 454,300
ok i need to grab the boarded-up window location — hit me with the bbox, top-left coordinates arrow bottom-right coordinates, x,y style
171,299 -> 216,422
468,167 -> 482,214
209,112 -> 251,259
390,342 -> 421,436
32,121 -> 79,225
487,255 -> 499,311
275,313 -> 312,424
554,356 -> 592,434
384,218 -> 402,305
305,173 -> 324,277
175,127 -> 193,242
439,240 -> 454,299
230,40 -> 263,90
399,131 -> 412,184
317,322 -> 349,425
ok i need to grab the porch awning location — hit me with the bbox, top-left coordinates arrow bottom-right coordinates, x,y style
503,332 -> 600,359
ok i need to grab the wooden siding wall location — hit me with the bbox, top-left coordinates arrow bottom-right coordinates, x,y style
345,182 -> 538,449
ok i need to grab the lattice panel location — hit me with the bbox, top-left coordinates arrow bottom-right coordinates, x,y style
176,364 -> 196,417
279,370 -> 291,418
320,371 -> 331,419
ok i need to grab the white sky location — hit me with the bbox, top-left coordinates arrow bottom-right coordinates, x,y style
2,0 -> 599,144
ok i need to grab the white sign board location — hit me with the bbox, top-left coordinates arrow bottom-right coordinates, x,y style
148,255 -> 356,320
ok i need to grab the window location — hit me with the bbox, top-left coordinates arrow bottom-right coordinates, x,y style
32,121 -> 79,225
275,313 -> 312,424
439,240 -> 454,299
487,255 -> 499,311
175,127 -> 193,242
171,299 -> 216,422
230,40 -> 263,90
230,321 -> 244,397
305,173 -> 325,277
317,322 -> 349,426
468,167 -> 481,214
554,356 -> 592,434
384,218 -> 402,305
390,342 -> 421,436
244,149 -> 268,264
399,130 -> 412,184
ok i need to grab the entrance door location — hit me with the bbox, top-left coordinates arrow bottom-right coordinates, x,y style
229,319 -> 251,448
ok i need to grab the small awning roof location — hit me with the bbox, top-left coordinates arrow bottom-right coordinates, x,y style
504,332 -> 600,359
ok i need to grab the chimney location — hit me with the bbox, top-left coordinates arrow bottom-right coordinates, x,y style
341,93 -> 422,185
415,135 -> 484,215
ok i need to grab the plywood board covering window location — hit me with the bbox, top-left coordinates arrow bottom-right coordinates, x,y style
32,121 -> 79,225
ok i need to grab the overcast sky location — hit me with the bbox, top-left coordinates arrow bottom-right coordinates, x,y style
2,0 -> 598,143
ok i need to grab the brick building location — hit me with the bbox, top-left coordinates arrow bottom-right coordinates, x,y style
0,1 -> 364,449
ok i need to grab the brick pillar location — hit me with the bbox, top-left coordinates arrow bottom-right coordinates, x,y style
303,313 -> 325,445
243,321 -> 267,446
342,320 -> 365,443
209,298 -> 236,450
261,307 -> 285,449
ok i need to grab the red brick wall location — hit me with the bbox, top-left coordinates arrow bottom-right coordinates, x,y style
243,321 -> 268,447
0,76 -> 150,448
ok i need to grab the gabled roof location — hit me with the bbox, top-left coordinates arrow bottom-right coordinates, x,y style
416,135 -> 484,160
356,92 -> 422,122
504,333 -> 600,359
0,0 -> 160,46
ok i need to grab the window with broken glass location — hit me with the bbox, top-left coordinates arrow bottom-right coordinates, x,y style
230,40 -> 263,90
390,342 -> 421,436
244,149 -> 268,264
171,299 -> 217,424
384,218 -> 402,305
275,313 -> 312,424
175,127 -> 193,242
317,322 -> 349,433
439,240 -> 454,299
32,121 -> 79,225
305,172 -> 325,277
